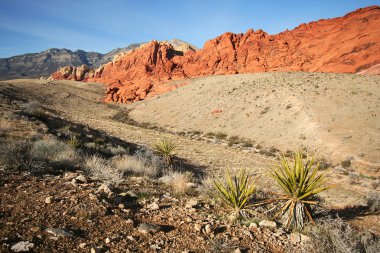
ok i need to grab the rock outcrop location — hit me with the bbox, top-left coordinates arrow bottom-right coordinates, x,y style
51,6 -> 380,103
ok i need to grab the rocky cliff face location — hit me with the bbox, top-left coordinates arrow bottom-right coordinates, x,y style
0,44 -> 142,80
51,6 -> 380,103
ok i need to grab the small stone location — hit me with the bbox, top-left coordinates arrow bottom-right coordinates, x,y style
234,248 -> 242,253
185,217 -> 193,223
105,238 -> 111,244
90,247 -> 104,253
204,224 -> 212,234
11,241 -> 34,252
127,236 -> 135,241
137,223 -> 160,234
185,199 -> 198,209
249,222 -> 258,229
98,184 -> 112,194
194,223 -> 202,232
300,233 -> 311,243
290,232 -> 301,244
125,219 -> 134,225
79,243 -> 86,249
75,175 -> 87,183
45,196 -> 53,204
118,203 -> 125,209
258,220 -> 277,229
45,228 -> 73,238
147,202 -> 160,210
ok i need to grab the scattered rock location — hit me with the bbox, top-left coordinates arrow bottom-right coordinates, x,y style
45,196 -> 53,204
137,223 -> 160,234
98,184 -> 112,194
194,223 -> 202,232
290,232 -> 301,244
204,224 -> 212,234
91,247 -> 104,253
75,175 -> 87,183
147,202 -> 160,210
233,248 -> 242,253
45,228 -> 73,239
185,199 -> 198,209
79,243 -> 87,249
11,241 -> 34,252
258,220 -> 277,229
105,238 -> 111,244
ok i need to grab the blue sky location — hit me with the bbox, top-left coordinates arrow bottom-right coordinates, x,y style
0,0 -> 378,57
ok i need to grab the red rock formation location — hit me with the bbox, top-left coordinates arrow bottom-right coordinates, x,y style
51,6 -> 380,103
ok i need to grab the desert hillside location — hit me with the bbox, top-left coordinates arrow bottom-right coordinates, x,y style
127,72 -> 380,165
51,6 -> 380,103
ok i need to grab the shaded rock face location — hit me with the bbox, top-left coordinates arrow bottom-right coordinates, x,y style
51,6 -> 380,103
0,44 -> 142,80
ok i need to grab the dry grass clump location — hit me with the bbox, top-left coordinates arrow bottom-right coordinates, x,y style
160,170 -> 193,195
84,155 -> 123,185
365,191 -> 380,214
0,140 -> 45,171
134,148 -> 164,170
31,137 -> 79,168
112,155 -> 159,178
21,101 -> 44,116
305,217 -> 379,253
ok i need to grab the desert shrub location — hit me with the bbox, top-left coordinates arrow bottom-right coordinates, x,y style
21,101 -> 44,116
213,168 -> 256,221
84,155 -> 122,185
112,154 -> 158,178
227,136 -> 240,146
0,140 -> 45,172
152,139 -> 176,164
365,191 -> 380,214
134,148 -> 164,171
305,217 -> 379,253
159,170 -> 193,195
215,132 -> 227,140
341,158 -> 352,168
269,152 -> 332,229
31,138 -> 79,168
106,144 -> 127,156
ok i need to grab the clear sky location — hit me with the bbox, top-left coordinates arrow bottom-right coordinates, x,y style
0,0 -> 378,58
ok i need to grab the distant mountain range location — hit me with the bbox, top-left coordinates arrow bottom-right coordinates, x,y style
0,43 -> 142,80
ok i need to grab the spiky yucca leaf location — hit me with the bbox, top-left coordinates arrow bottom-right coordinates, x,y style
152,139 -> 176,164
269,152 -> 332,229
67,136 -> 80,148
213,168 -> 256,221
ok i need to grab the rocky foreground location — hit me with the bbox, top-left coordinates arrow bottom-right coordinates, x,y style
51,6 -> 380,103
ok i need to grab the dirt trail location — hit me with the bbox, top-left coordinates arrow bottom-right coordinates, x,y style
0,78 -> 374,208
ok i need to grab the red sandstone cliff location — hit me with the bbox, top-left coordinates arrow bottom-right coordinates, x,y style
51,6 -> 380,103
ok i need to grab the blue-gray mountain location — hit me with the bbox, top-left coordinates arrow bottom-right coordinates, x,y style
0,43 -> 142,80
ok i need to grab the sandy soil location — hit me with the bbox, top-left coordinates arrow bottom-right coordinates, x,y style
128,72 -> 380,166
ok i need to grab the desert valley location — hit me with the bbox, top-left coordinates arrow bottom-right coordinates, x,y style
0,3 -> 380,253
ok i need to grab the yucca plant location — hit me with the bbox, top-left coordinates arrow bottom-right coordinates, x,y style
269,152 -> 332,230
213,168 -> 256,222
67,136 -> 80,148
152,139 -> 176,164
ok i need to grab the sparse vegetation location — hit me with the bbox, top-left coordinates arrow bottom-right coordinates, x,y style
212,168 -> 256,221
269,152 -> 332,229
21,101 -> 44,116
152,139 -> 176,164
112,154 -> 159,178
84,155 -> 123,185
66,135 -> 81,148
305,217 -> 380,253
159,170 -> 193,195
341,158 -> 351,168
